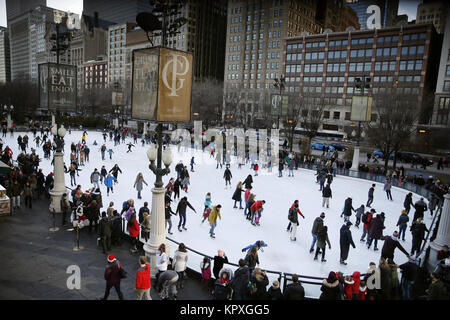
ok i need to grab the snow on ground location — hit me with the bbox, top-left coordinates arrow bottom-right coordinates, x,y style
4,130 -> 433,297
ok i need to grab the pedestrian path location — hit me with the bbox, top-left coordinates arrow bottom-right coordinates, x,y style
0,198 -> 211,300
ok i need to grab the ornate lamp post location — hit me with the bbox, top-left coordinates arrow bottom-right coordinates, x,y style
4,105 -> 14,129
273,76 -> 285,129
114,107 -> 120,129
143,130 -> 173,277
49,124 -> 67,214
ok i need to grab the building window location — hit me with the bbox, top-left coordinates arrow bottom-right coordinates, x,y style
333,112 -> 340,120
444,81 -> 450,92
446,65 -> 450,76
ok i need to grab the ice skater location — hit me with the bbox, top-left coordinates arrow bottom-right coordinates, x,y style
241,240 -> 267,253
126,142 -> 135,153
223,165 -> 232,188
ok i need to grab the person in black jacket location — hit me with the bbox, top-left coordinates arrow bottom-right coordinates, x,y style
366,184 -> 375,207
138,202 -> 150,224
243,175 -> 253,189
98,211 -> 112,254
399,257 -> 419,300
341,197 -> 355,222
213,270 -> 232,300
319,271 -> 340,300
244,246 -> 260,271
340,222 -> 356,265
249,268 -> 269,300
213,250 -> 228,279
404,192 -> 413,215
230,259 -> 250,300
380,231 -> 410,261
176,197 -> 196,232
322,184 -> 332,208
267,281 -> 283,300
232,182 -> 244,209
173,178 -> 182,201
283,274 -> 305,300
223,166 -> 232,188
410,218 -> 429,257
165,201 -> 176,235
413,198 -> 428,222
367,213 -> 385,250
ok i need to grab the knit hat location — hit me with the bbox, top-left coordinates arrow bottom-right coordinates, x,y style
393,231 -> 399,238
346,221 -> 353,226
107,254 -> 116,263
401,210 -> 406,214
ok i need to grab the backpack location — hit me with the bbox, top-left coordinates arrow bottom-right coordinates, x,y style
362,212 -> 368,224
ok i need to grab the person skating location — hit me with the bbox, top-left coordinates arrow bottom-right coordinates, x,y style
404,192 -> 413,215
244,246 -> 260,271
250,199 -> 265,226
410,218 -> 429,257
107,148 -> 114,160
341,197 -> 356,222
202,193 -> 212,223
241,240 -> 267,253
165,201 -> 176,234
314,225 -> 331,262
126,142 -> 135,153
278,160 -> 284,177
380,231 -> 410,261
360,208 -> 375,242
245,193 -> 256,220
322,184 -> 332,208
354,205 -> 365,228
232,182 -> 244,209
366,184 -> 376,207
384,178 -> 393,201
397,210 -> 409,241
190,156 -> 195,172
223,165 -> 232,188
413,197 -> 428,222
209,204 -> 222,238
309,212 -> 325,252
104,173 -> 117,196
175,197 -> 196,232
367,213 -> 385,251
287,201 -> 306,241
109,164 -> 122,184
339,221 -> 356,265
100,165 -> 107,184
243,174 -> 253,189
173,177 -> 182,201
90,168 -> 101,190
428,193 -> 439,216
243,186 -> 252,217
101,254 -> 124,300
134,172 -> 148,199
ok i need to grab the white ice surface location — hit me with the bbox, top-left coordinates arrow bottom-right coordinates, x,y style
4,130 -> 432,297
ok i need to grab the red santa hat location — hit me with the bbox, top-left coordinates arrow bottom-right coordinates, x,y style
107,254 -> 116,263
50,172 -> 54,176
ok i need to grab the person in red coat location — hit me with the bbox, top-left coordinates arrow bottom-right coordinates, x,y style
343,276 -> 354,300
250,200 -> 265,226
358,280 -> 367,300
351,271 -> 361,300
360,209 -> 375,242
135,256 -> 151,300
128,212 -> 140,253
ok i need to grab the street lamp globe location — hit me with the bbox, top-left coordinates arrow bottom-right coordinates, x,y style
162,147 -> 173,167
361,131 -> 366,138
351,130 -> 356,137
51,125 -> 58,136
147,144 -> 157,162
58,125 -> 67,137
10,105 -> 13,111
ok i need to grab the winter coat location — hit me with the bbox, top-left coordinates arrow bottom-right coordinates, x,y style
379,263 -> 392,298
249,274 -> 269,300
267,286 -> 283,300
99,217 -> 112,237
223,169 -> 232,180
380,235 -> 409,259
176,200 -> 195,215
343,278 -> 354,300
358,285 -> 367,300
213,255 -> 228,279
200,261 -> 211,281
230,266 -> 250,297
316,229 -> 331,249
322,185 -> 332,198
128,219 -> 140,238
244,252 -> 259,269
428,280 -> 447,300
368,215 -> 385,240
90,171 -> 101,183
135,263 -> 151,290
104,176 -> 116,188
244,189 -> 251,202
368,187 -> 375,198
104,261 -> 122,286
397,213 -> 409,228
165,206 -> 175,219
213,278 -> 231,300
312,217 -> 324,235
410,222 -> 429,240
383,181 -> 391,191
414,200 -> 428,216
209,206 -> 221,225
134,177 -> 148,191
243,176 -> 253,189
156,250 -> 168,272
355,207 -> 364,220
232,187 -> 243,201
399,261 -> 419,281
283,282 -> 305,300
352,271 -> 361,297
363,212 -> 373,230
343,198 -> 354,216
173,250 -> 188,273
340,225 -> 356,250
319,279 -> 340,300
250,200 -> 264,212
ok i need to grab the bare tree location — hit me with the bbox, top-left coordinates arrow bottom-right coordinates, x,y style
366,88 -> 420,170
0,77 -> 38,122
191,78 -> 223,128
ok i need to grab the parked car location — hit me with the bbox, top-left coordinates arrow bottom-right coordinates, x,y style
311,142 -> 335,151
372,149 -> 394,160
329,143 -> 348,151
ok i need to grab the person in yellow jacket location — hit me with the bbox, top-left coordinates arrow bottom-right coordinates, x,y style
209,204 -> 222,239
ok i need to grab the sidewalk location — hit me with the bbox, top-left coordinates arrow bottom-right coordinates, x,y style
0,197 -> 211,300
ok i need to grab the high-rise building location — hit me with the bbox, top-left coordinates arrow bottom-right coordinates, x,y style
5,0 -> 46,24
0,27 -> 11,83
223,0 -> 359,127
315,0 -> 360,32
416,0 -> 449,34
82,0 -> 153,24
283,24 -> 440,136
431,5 -> 450,127
9,5 -> 79,81
345,0 -> 399,30
70,14 -> 115,92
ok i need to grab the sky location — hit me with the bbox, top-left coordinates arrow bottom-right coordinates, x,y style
0,0 -> 421,28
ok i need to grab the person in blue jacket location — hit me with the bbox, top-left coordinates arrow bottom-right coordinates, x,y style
241,240 -> 267,253
104,173 -> 117,196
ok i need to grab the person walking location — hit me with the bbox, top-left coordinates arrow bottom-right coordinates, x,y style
175,197 -> 196,232
172,243 -> 188,289
410,218 -> 429,257
128,212 -> 140,253
340,221 -> 356,265
396,210 -> 409,241
314,225 -> 331,262
101,254 -> 125,300
366,184 -> 376,207
384,179 -> 393,201
309,212 -> 325,252
134,172 -> 148,200
209,204 -> 222,238
232,182 -> 244,209
322,184 -> 332,208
